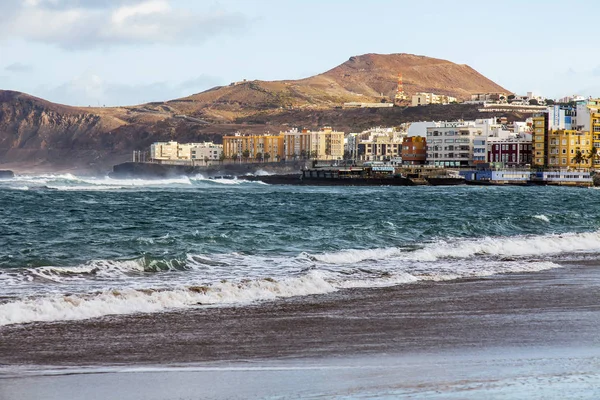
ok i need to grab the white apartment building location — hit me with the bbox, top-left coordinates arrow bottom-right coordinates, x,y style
411,93 -> 457,107
150,141 -> 223,162
190,142 -> 223,161
426,120 -> 499,167
357,127 -> 407,161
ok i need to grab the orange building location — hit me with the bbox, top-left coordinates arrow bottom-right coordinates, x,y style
222,133 -> 285,161
401,136 -> 427,165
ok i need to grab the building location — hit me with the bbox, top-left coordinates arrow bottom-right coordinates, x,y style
411,93 -> 457,107
586,99 -> 600,168
469,93 -> 508,103
533,103 -> 595,169
548,105 -> 575,130
546,130 -> 592,169
426,121 -> 489,167
356,127 -> 405,162
150,141 -> 179,161
222,133 -> 285,161
149,141 -> 223,163
190,142 -> 222,162
343,102 -> 393,108
282,128 -> 312,159
487,136 -> 533,166
401,136 -> 427,165
310,127 -> 344,160
532,114 -> 548,167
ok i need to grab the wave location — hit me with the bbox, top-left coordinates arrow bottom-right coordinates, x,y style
533,214 -> 550,222
5,174 -> 194,190
190,175 -> 266,185
310,231 -> 600,264
0,261 -> 561,326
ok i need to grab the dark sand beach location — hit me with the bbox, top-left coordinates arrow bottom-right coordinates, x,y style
2,260 -> 600,399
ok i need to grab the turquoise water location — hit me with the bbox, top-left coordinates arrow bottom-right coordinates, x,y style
1,174 -> 599,325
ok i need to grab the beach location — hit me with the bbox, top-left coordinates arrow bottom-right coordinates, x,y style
2,179 -> 600,398
3,260 -> 600,399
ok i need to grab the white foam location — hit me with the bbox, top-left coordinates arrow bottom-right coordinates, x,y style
0,259 -> 564,326
533,214 -> 550,222
311,231 -> 600,264
6,259 -> 148,285
0,270 -> 337,326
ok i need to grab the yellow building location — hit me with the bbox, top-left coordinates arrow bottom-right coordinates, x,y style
310,127 -> 344,160
532,114 -> 548,167
587,99 -> 600,168
281,129 -> 312,159
222,134 -> 285,161
547,130 -> 592,169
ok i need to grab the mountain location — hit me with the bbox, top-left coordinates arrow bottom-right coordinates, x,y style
169,53 -> 508,121
0,53 -> 511,172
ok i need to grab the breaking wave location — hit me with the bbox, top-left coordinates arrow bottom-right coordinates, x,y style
0,261 -> 561,326
311,231 -> 600,264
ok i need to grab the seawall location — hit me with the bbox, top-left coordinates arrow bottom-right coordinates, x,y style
110,161 -> 308,178
0,170 -> 14,179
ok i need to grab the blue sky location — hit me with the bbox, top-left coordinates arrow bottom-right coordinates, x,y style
1,0 -> 599,106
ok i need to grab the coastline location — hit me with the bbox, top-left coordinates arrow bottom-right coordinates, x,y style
2,260 -> 600,398
2,260 -> 599,365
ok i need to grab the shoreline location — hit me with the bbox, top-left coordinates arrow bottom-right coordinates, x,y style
2,261 -> 600,367
3,261 -> 600,398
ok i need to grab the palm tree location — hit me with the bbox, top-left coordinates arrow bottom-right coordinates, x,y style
242,149 -> 250,162
572,150 -> 585,170
264,153 -> 271,163
588,146 -> 598,169
255,152 -> 263,162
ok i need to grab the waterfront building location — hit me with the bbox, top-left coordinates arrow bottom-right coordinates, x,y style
401,136 -> 427,165
487,135 -> 533,166
150,141 -> 223,163
533,103 -> 595,169
586,99 -> 600,168
190,142 -> 222,162
426,119 -> 500,167
222,133 -> 285,161
150,141 -> 180,161
546,130 -> 592,168
281,128 -> 312,160
357,127 -> 405,162
532,114 -> 548,167
310,127 -> 344,160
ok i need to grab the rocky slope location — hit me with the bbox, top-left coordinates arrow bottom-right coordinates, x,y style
0,53 -> 511,172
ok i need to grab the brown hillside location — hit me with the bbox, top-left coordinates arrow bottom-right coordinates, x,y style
0,53 -> 511,171
320,53 -> 508,100
170,53 -> 509,121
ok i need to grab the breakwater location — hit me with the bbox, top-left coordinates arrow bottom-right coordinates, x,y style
0,170 -> 14,178
109,161 -> 307,178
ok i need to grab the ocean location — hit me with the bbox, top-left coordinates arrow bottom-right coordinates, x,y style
2,173 -> 600,399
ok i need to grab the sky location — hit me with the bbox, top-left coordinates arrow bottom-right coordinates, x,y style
1,0 -> 600,107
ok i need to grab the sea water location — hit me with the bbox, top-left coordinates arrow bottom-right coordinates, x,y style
1,173 -> 599,326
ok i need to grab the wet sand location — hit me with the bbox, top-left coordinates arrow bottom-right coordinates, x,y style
2,261 -> 600,398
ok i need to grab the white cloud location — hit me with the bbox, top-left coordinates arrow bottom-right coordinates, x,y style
5,62 -> 34,72
0,0 -> 248,50
35,71 -> 223,106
